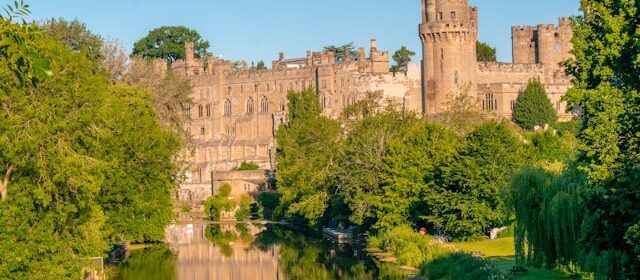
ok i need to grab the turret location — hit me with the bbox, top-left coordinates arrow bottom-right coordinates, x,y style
419,0 -> 478,116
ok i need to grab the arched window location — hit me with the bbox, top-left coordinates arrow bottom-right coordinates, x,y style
278,100 -> 286,111
198,105 -> 203,117
260,96 -> 269,113
326,97 -> 332,108
206,104 -> 211,117
246,97 -> 254,115
224,99 -> 232,116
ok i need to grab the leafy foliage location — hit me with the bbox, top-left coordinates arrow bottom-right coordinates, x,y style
275,88 -> 341,225
132,26 -> 210,62
232,161 -> 261,171
40,18 -> 103,61
425,122 -> 524,240
391,46 -> 415,73
367,225 -> 454,268
204,183 -> 235,221
476,41 -> 496,62
324,43 -> 358,62
512,79 -> 558,130
0,10 -> 180,277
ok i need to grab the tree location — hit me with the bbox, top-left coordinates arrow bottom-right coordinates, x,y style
425,122 -> 524,239
335,110 -> 418,231
95,84 -> 181,243
0,4 -> 182,276
476,41 -> 496,62
391,46 -> 415,73
324,43 -> 358,62
512,80 -> 558,130
132,26 -> 210,62
275,88 -> 341,226
437,86 -> 485,135
124,58 -> 193,144
40,18 -> 103,61
256,60 -> 267,70
100,39 -> 128,82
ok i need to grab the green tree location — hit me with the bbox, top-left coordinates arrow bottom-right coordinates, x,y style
275,88 -> 341,226
95,84 -> 181,243
256,60 -> 267,70
512,80 -> 558,130
132,26 -> 210,62
0,26 -> 109,279
40,18 -> 104,61
324,43 -> 358,62
563,1 -> 640,277
336,110 -> 417,230
476,41 -> 496,62
379,122 -> 458,232
232,161 -> 261,171
204,183 -> 235,221
391,46 -> 415,73
426,122 -> 524,239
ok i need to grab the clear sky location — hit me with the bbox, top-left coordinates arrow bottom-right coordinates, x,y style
26,0 -> 581,63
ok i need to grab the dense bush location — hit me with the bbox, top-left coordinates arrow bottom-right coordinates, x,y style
235,195 -> 252,221
367,225 -> 454,268
204,184 -> 234,221
233,161 -> 261,171
258,192 -> 282,220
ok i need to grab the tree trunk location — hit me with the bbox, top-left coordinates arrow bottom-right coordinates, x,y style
0,165 -> 14,201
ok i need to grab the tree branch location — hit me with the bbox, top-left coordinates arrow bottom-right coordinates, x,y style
0,164 -> 14,201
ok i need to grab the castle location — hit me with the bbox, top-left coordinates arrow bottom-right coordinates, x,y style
171,0 -> 573,204
419,0 -> 573,118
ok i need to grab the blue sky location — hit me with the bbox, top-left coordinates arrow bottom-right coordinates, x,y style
26,0 -> 581,63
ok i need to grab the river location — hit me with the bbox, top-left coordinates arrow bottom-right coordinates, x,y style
111,223 -> 411,280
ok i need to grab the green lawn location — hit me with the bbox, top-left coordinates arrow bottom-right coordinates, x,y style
452,238 -> 586,280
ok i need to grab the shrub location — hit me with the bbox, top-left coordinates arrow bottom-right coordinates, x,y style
235,195 -> 252,221
368,225 -> 454,268
422,252 -> 509,280
204,183 -> 234,221
232,161 -> 261,171
258,192 -> 281,220
512,80 -> 558,130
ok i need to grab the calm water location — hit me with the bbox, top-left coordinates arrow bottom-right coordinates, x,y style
112,223 -> 409,280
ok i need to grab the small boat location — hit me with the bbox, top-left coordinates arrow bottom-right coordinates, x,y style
322,227 -> 354,244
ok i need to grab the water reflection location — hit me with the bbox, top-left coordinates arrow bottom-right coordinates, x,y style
114,223 -> 408,280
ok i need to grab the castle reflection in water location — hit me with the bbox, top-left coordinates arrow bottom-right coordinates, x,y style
165,223 -> 285,280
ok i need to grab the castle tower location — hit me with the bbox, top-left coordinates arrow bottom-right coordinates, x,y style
419,0 -> 478,116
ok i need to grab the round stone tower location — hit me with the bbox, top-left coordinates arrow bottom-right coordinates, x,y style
419,0 -> 478,116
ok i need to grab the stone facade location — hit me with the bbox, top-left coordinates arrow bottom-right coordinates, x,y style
419,0 -> 573,119
161,40 -> 422,202
170,0 -> 573,202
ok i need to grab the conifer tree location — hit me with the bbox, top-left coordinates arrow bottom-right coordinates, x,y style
512,80 -> 558,130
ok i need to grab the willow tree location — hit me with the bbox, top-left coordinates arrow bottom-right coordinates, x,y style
510,168 -> 587,270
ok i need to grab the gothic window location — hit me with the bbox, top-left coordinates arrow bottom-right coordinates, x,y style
206,104 -> 211,117
228,86 -> 232,94
279,100 -> 285,111
451,11 -> 456,20
246,97 -> 254,115
260,96 -> 269,113
255,84 -> 259,92
198,105 -> 203,117
438,12 -> 443,21
483,93 -> 498,111
441,48 -> 444,60
326,97 -> 333,108
184,104 -> 191,118
511,100 -> 516,111
224,99 -> 232,116
200,127 -> 205,135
